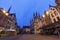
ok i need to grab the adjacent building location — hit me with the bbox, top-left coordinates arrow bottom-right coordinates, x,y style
22,26 -> 30,34
30,0 -> 60,34
48,0 -> 60,23
39,0 -> 60,34
0,8 -> 18,36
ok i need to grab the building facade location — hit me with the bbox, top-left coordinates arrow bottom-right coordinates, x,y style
0,8 -> 17,36
22,26 -> 30,34
48,0 -> 60,23
39,0 -> 60,34
30,0 -> 60,34
30,12 -> 44,34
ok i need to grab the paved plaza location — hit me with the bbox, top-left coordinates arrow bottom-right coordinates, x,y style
0,34 -> 60,40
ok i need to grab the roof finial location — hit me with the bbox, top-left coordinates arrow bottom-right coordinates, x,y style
8,6 -> 12,13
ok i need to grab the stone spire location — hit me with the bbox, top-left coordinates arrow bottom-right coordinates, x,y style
33,12 -> 40,19
7,6 -> 12,13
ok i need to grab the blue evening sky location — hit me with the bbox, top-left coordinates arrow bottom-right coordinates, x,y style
0,0 -> 56,28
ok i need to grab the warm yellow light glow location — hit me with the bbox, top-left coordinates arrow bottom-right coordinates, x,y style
2,10 -> 9,16
0,30 -> 2,32
5,13 -> 9,16
46,11 -> 49,15
2,10 -> 6,13
43,15 -> 45,18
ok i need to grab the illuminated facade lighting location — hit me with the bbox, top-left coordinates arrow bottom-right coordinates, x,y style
2,10 -> 7,13
2,10 -> 9,16
43,15 -> 45,18
46,11 -> 49,15
0,30 -> 2,32
5,13 -> 9,16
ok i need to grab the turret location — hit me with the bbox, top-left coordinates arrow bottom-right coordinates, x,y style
33,12 -> 40,19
